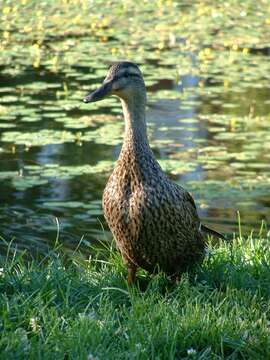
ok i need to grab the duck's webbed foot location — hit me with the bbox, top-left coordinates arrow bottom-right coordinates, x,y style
169,272 -> 182,284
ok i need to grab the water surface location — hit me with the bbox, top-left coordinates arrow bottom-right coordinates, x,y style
1,1 -> 270,256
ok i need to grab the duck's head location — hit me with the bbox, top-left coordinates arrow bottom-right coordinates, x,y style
83,61 -> 145,103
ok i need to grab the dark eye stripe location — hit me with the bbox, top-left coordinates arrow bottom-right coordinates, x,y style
114,72 -> 141,81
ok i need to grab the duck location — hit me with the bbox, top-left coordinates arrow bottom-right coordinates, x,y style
83,61 -> 224,284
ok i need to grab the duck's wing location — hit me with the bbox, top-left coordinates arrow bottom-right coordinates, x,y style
182,188 -> 226,240
199,224 -> 226,240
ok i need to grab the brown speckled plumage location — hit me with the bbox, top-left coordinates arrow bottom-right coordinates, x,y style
84,61 -> 224,284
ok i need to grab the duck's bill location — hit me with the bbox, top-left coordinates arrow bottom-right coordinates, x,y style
83,82 -> 112,103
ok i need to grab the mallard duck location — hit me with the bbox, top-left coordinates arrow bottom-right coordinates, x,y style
84,61 -> 224,284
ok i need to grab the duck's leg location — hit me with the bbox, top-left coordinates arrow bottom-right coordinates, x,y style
127,265 -> 137,285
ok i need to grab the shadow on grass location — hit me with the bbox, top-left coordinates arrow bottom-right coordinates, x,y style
1,228 -> 270,301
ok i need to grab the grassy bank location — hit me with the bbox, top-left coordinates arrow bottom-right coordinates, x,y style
1,232 -> 270,359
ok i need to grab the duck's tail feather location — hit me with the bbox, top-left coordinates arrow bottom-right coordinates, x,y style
200,224 -> 226,240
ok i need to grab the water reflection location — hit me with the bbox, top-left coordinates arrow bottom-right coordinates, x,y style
0,63 -> 269,256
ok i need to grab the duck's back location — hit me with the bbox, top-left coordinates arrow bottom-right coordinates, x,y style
102,147 -> 205,275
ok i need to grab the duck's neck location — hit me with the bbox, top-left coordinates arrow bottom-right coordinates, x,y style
118,94 -> 162,177
120,95 -> 149,151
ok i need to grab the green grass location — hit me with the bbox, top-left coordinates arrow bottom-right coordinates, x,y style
1,231 -> 270,360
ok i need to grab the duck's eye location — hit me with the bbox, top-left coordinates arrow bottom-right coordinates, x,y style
123,73 -> 129,78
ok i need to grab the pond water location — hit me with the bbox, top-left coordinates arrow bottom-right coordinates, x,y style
0,1 -> 270,256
